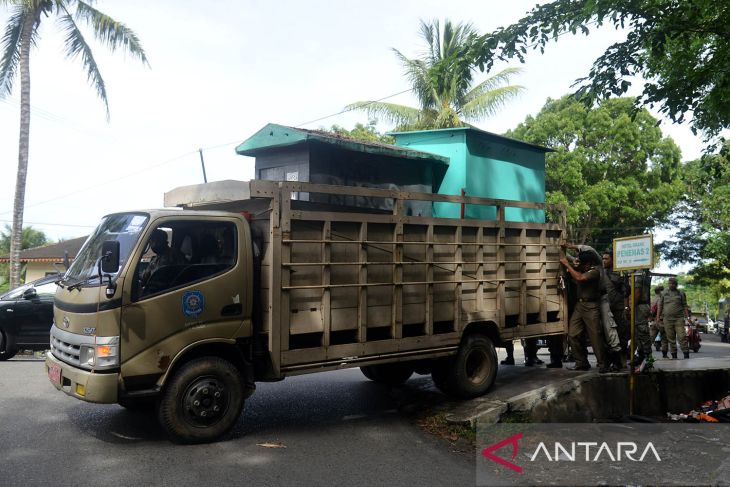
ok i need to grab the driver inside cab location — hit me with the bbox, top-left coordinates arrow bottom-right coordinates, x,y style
140,229 -> 186,289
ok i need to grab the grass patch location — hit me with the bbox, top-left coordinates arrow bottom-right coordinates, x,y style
418,411 -> 476,445
498,410 -> 532,423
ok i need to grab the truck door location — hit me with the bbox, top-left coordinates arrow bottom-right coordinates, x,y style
119,217 -> 249,383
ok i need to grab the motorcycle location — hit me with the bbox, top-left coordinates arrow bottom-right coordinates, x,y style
686,319 -> 702,353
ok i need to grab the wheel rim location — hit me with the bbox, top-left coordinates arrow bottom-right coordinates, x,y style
181,375 -> 229,428
465,349 -> 490,385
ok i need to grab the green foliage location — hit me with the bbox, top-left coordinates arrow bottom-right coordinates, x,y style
507,95 -> 683,248
0,225 -> 49,287
661,141 -> 730,281
347,19 -> 524,130
324,121 -> 394,144
0,0 -> 149,117
0,224 -> 48,253
471,0 -> 730,141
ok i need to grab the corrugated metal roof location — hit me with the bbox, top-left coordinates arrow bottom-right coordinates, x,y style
235,123 -> 450,165
0,236 -> 87,263
388,126 -> 554,153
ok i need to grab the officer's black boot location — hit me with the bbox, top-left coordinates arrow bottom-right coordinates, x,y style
662,351 -> 668,358
683,351 -> 690,359
671,352 -> 678,359
612,352 -> 625,371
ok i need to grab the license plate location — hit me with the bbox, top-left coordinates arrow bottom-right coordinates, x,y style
48,363 -> 61,386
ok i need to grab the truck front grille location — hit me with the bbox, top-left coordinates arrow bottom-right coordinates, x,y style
50,333 -> 81,367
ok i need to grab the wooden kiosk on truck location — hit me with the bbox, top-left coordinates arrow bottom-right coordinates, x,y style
46,179 -> 567,444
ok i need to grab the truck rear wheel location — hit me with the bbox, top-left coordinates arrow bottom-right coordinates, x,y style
431,334 -> 497,399
158,357 -> 244,444
360,363 -> 414,385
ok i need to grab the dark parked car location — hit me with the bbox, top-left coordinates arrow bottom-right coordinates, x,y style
0,274 -> 59,361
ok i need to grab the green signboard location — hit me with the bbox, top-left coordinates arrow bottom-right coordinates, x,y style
613,235 -> 654,271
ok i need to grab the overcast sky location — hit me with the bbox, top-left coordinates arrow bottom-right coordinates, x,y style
0,1 -> 705,272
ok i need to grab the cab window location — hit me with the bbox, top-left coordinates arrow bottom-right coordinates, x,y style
134,220 -> 237,299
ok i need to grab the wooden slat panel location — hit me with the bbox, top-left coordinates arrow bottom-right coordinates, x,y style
357,222 -> 367,342
322,221 -> 331,347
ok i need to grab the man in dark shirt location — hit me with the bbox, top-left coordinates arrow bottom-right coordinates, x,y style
560,250 -> 610,373
141,229 -> 186,288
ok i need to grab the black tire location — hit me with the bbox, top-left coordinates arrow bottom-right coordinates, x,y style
692,344 -> 700,353
433,334 -> 498,399
360,363 -> 414,385
0,332 -> 17,361
157,357 -> 244,444
118,396 -> 156,412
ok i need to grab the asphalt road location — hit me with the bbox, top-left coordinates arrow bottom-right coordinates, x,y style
0,360 -> 474,487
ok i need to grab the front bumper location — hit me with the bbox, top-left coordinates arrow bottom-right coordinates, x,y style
45,351 -> 119,404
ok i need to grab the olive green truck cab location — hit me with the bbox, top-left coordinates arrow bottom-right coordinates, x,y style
46,180 -> 567,443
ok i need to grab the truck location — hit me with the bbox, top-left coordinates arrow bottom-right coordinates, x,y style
45,180 -> 567,443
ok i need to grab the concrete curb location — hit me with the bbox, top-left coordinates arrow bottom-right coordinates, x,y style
445,366 -> 730,427
445,372 -> 595,427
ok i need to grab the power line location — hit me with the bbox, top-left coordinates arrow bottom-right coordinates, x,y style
295,88 -> 412,127
0,149 -> 197,217
0,219 -> 94,228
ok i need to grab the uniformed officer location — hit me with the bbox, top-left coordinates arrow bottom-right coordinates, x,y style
602,252 -> 629,356
560,250 -> 610,373
630,269 -> 653,367
657,277 -> 690,359
650,285 -> 669,358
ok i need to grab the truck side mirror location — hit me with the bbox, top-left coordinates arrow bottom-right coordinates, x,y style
101,240 -> 121,274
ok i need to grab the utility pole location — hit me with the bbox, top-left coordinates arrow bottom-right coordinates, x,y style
198,148 -> 208,183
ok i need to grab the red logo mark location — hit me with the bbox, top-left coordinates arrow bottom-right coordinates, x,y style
481,432 -> 523,473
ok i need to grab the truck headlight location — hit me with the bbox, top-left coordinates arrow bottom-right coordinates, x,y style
79,345 -> 95,366
79,344 -> 118,367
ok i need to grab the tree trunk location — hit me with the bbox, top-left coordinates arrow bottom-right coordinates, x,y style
9,11 -> 37,289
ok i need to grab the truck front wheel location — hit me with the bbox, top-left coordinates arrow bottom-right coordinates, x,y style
431,334 -> 497,399
158,357 -> 244,444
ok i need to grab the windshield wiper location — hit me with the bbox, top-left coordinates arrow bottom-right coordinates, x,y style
66,275 -> 98,291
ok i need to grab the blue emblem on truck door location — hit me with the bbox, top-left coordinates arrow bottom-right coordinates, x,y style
182,291 -> 205,319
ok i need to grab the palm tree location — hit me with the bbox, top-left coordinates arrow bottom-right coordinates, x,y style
0,0 -> 148,288
347,19 -> 524,131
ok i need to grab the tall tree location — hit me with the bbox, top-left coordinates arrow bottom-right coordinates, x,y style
470,1 -> 730,142
661,141 -> 730,280
0,0 -> 148,288
347,19 -> 524,130
507,96 -> 683,248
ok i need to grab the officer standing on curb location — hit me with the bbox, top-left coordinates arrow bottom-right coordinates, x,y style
560,251 -> 610,373
650,285 -> 669,358
631,269 -> 654,367
657,277 -> 690,359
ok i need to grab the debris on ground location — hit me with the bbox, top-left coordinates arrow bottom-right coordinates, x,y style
667,393 -> 730,423
256,442 -> 287,449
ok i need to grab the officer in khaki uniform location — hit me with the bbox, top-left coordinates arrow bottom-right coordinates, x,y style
650,286 -> 669,357
658,277 -> 690,359
560,250 -> 610,373
632,269 -> 653,365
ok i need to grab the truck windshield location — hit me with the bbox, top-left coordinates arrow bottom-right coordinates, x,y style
64,213 -> 149,285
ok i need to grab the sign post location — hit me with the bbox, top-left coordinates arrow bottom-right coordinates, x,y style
613,235 -> 654,415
